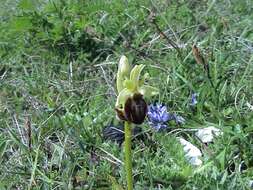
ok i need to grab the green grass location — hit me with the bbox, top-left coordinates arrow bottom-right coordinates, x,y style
1,0 -> 253,189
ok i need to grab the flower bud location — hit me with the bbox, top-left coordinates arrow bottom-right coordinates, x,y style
124,93 -> 147,124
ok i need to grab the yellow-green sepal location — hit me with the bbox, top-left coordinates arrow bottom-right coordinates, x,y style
116,55 -> 131,93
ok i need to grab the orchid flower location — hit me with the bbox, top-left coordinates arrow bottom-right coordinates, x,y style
115,55 -> 159,124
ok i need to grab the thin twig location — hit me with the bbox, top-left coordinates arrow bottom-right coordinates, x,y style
148,24 -> 199,45
97,147 -> 123,165
148,11 -> 183,60
119,32 -> 154,60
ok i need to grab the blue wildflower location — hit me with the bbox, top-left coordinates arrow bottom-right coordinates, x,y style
190,93 -> 198,106
147,104 -> 186,130
147,104 -> 171,131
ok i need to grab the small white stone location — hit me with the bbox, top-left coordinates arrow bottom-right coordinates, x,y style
178,137 -> 202,166
195,127 -> 222,143
189,156 -> 203,166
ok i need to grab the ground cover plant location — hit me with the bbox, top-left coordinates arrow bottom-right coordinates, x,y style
0,0 -> 253,189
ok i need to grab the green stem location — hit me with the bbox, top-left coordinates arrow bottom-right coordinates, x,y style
124,121 -> 133,190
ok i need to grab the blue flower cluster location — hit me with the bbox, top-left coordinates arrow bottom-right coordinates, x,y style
147,104 -> 170,131
147,104 -> 185,131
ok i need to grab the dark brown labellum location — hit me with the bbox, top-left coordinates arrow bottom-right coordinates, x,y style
124,93 -> 147,124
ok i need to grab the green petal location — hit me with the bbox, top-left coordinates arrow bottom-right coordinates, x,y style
123,79 -> 135,91
138,85 -> 159,98
115,88 -> 133,108
129,64 -> 145,90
